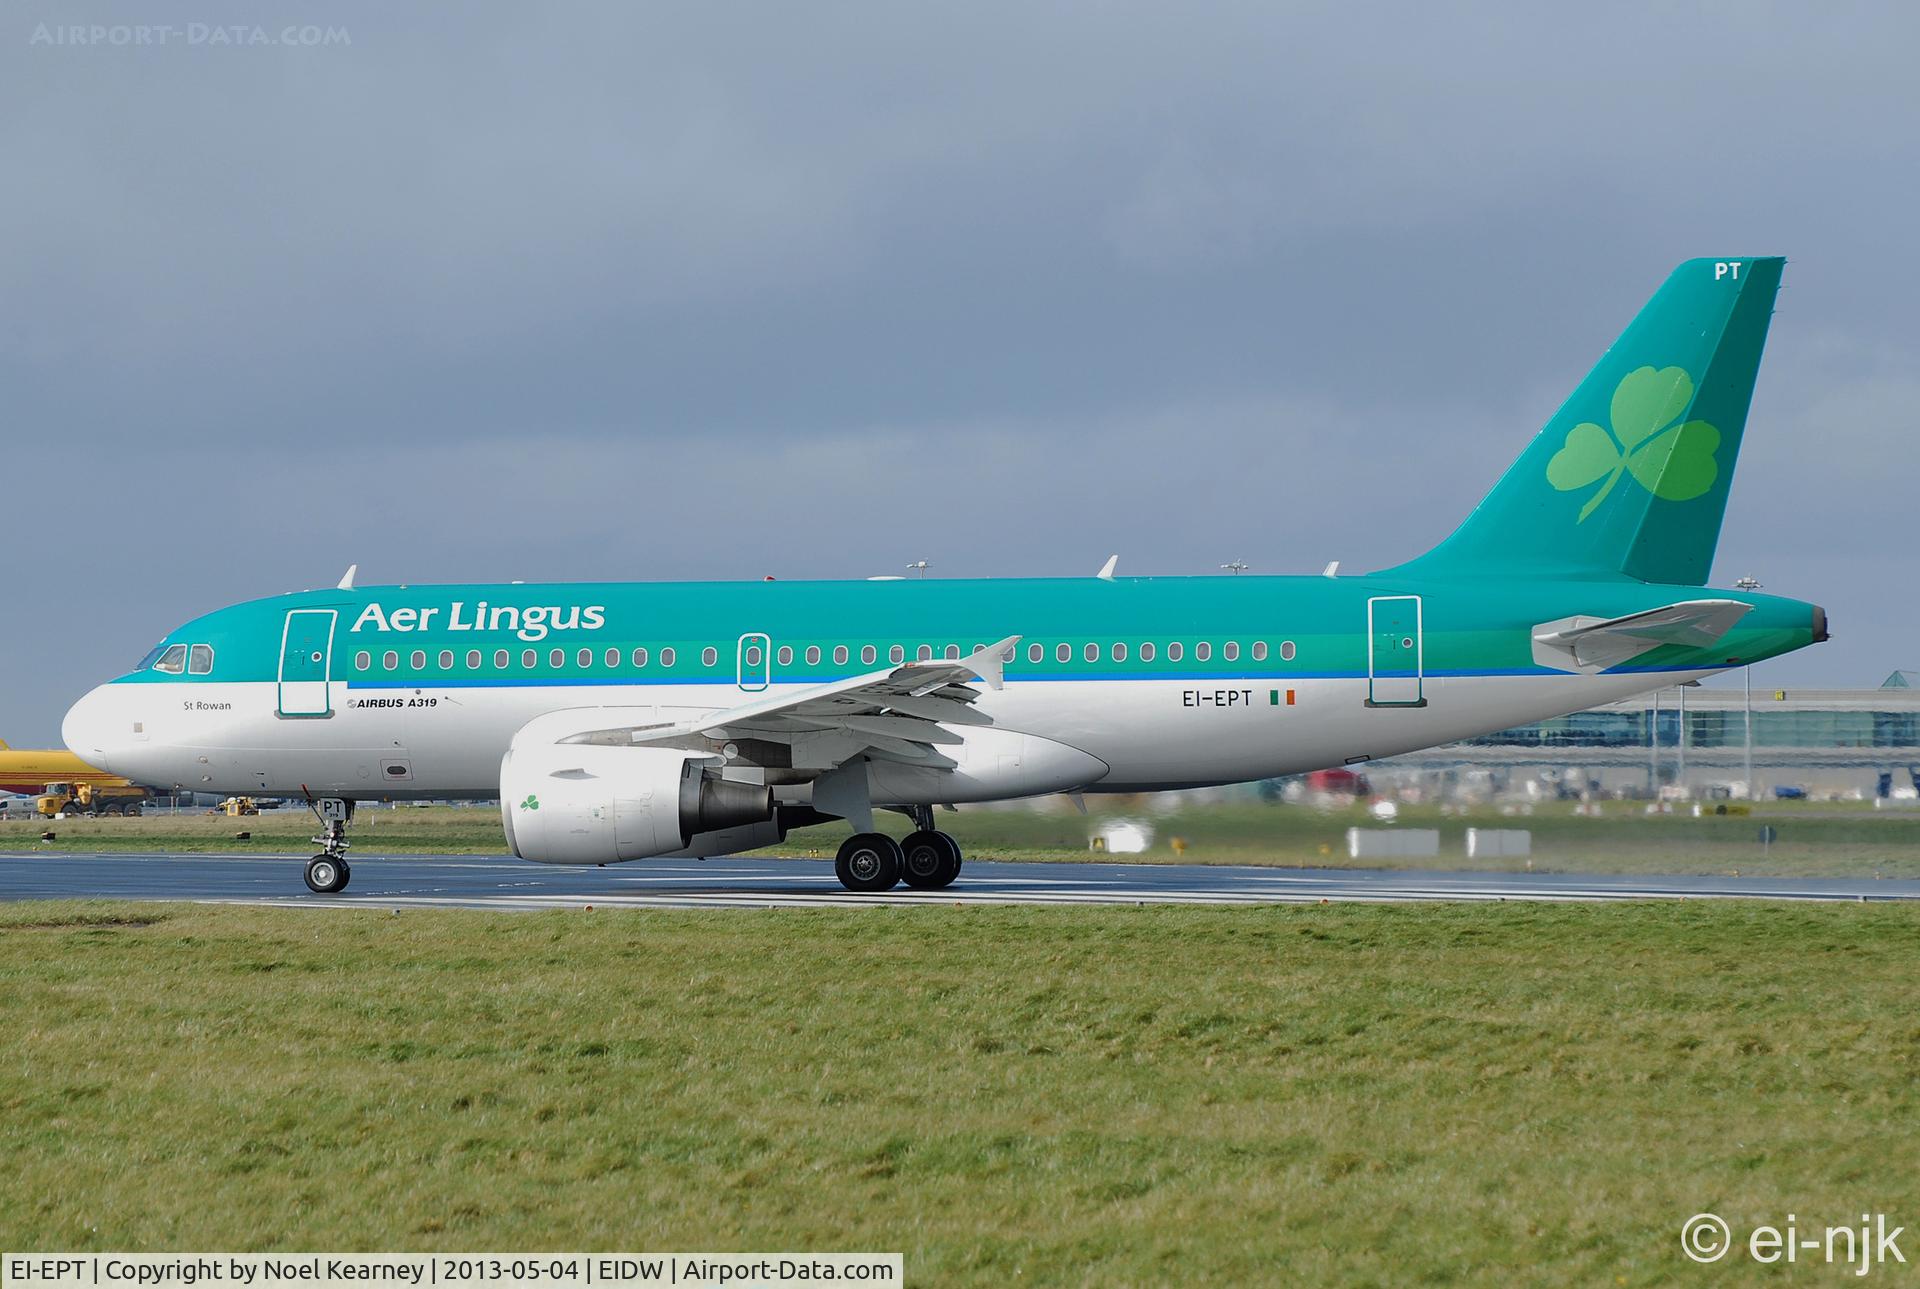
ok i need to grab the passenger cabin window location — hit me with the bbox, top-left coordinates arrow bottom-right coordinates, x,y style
944,645 -> 961,660
833,645 -> 848,665
1112,643 -> 1127,662
440,650 -> 455,669
861,645 -> 877,665
550,648 -> 565,668
1140,642 -> 1155,662
777,646 -> 793,666
702,647 -> 717,666
632,647 -> 648,667
188,644 -> 214,675
411,650 -> 426,670
744,644 -> 762,667
524,649 -> 538,668
355,650 -> 371,671
498,649 -> 512,669
661,647 -> 676,667
1028,643 -> 1044,663
1084,643 -> 1100,662
153,644 -> 188,674
467,650 -> 482,669
1056,643 -> 1071,662
889,645 -> 905,664
1168,641 -> 1184,662
917,645 -> 934,661
578,648 -> 594,668
605,648 -> 619,668
1280,640 -> 1296,661
1224,642 -> 1240,662
383,651 -> 399,670
1252,641 -> 1268,661
1195,642 -> 1212,662
806,646 -> 822,665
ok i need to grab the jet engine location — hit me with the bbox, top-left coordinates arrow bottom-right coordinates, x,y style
500,742 -> 773,864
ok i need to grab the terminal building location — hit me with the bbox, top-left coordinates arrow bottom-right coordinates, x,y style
1381,673 -> 1920,799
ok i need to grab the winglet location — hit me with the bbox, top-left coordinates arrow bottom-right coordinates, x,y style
337,564 -> 358,591
962,636 -> 1021,691
1096,555 -> 1118,581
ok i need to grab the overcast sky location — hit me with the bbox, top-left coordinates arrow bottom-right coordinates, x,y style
4,2 -> 1917,743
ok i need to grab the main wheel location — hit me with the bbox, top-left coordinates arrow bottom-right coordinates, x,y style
900,830 -> 963,890
835,833 -> 902,892
304,855 -> 351,894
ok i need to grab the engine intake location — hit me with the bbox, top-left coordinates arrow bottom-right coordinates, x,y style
500,742 -> 773,864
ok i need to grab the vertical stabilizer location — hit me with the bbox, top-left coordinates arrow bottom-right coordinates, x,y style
1385,257 -> 1783,585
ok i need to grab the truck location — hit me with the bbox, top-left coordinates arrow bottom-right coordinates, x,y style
36,781 -> 148,817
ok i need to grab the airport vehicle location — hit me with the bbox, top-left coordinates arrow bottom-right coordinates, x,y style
36,780 -> 145,816
62,258 -> 1827,894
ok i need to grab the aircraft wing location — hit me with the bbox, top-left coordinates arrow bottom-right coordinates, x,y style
555,635 -> 1021,770
1531,599 -> 1752,673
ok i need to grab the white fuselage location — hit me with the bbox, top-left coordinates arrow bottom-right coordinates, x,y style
70,667 -> 1716,803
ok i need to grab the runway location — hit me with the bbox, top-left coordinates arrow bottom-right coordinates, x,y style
3,851 -> 1917,909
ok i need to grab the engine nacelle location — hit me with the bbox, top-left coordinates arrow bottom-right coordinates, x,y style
499,742 -> 773,864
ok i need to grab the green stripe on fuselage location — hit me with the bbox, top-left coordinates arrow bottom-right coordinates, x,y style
113,574 -> 1822,689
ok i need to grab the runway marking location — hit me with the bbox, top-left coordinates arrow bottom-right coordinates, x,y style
4,852 -> 1913,910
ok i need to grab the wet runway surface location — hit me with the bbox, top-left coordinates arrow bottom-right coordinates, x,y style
4,851 -> 1917,909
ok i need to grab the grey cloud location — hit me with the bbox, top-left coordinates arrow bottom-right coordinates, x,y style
4,1 -> 1919,740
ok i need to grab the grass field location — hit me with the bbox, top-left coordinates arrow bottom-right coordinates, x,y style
4,899 -> 1918,1283
8,797 -> 1920,878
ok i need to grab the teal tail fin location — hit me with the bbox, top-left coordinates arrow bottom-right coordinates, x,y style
1385,257 -> 1783,585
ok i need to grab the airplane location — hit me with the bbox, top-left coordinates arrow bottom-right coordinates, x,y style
62,257 -> 1825,895
0,738 -> 146,803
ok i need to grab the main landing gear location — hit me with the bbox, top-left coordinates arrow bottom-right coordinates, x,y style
834,807 -> 964,893
303,797 -> 354,894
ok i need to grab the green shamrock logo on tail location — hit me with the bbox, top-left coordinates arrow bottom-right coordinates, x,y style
1546,366 -> 1720,522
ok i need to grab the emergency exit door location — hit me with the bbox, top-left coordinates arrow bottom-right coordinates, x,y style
278,608 -> 337,717
1366,595 -> 1425,708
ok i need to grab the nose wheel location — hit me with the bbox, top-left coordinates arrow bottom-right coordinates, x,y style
301,795 -> 355,894
304,855 -> 351,894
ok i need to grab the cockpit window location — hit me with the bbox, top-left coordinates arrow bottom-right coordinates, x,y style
137,644 -> 166,670
188,644 -> 214,675
153,644 -> 188,674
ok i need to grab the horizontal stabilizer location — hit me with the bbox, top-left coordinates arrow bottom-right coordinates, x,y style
1532,599 -> 1751,673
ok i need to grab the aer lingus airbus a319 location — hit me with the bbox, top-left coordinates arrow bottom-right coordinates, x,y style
63,257 -> 1825,894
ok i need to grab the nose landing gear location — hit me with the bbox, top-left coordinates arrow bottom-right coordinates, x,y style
302,795 -> 354,894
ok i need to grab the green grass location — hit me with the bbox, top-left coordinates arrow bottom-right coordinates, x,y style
4,900 -> 1920,1283
9,799 -> 1920,878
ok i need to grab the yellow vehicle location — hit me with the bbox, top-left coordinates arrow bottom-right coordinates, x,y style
220,797 -> 261,816
0,739 -> 144,796
1,738 -> 153,816
36,780 -> 149,817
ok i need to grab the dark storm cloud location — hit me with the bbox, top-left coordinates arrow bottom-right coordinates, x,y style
4,1 -> 1918,740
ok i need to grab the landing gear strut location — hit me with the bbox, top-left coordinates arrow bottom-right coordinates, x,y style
303,797 -> 354,894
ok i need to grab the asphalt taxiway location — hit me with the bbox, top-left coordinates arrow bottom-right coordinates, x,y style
3,851 -> 1916,909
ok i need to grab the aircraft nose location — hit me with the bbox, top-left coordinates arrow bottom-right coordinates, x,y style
62,685 -> 119,773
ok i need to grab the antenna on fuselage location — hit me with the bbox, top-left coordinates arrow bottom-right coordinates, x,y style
336,564 -> 358,591
1095,555 -> 1118,581
1322,561 -> 1340,578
